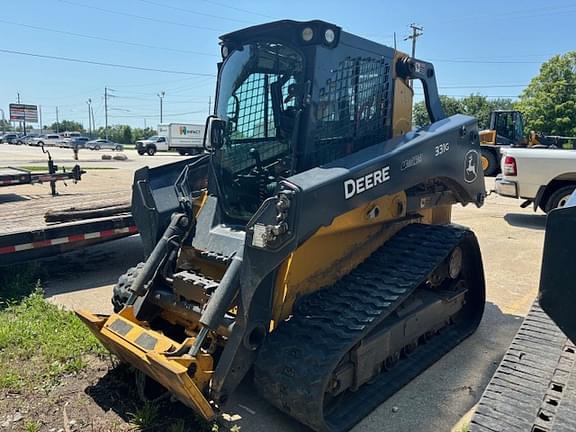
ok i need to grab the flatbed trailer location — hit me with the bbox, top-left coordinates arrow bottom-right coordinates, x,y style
0,167 -> 35,186
0,165 -> 84,191
0,190 -> 137,266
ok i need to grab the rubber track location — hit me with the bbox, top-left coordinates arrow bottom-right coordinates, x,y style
254,223 -> 483,432
470,302 -> 576,432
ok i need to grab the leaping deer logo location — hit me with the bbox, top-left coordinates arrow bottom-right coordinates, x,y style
464,150 -> 479,183
466,155 -> 476,176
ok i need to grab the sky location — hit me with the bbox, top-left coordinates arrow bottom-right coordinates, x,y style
1,0 -> 575,130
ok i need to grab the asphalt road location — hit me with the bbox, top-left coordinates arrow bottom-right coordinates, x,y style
3,137 -> 543,432
0,142 -> 185,170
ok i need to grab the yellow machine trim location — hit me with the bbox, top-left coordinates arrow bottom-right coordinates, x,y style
479,129 -> 496,145
392,75 -> 414,137
481,155 -> 489,171
75,307 -> 215,421
272,193 -> 413,324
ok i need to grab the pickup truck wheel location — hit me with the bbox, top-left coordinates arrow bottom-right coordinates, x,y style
545,185 -> 576,213
481,149 -> 498,176
146,146 -> 156,156
112,262 -> 145,312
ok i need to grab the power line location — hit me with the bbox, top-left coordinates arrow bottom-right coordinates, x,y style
0,48 -> 216,76
0,18 -> 218,57
57,0 -> 224,32
109,110 -> 206,118
431,58 -> 542,64
439,84 -> 529,89
135,0 -> 255,24
415,93 -> 520,98
199,0 -> 277,19
431,3 -> 576,25
109,77 -> 209,89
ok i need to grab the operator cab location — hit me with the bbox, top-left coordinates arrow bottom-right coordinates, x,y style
490,110 -> 525,145
209,20 -> 397,221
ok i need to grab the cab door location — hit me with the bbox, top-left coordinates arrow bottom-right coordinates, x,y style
156,136 -> 168,151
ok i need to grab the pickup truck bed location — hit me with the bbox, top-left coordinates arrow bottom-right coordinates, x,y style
495,148 -> 576,212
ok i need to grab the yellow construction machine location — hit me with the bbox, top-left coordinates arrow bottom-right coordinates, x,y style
77,20 -> 487,431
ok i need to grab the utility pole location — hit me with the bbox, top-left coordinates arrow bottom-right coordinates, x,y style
104,87 -> 109,140
158,91 -> 165,123
55,106 -> 60,133
208,96 -> 212,115
86,98 -> 92,137
91,105 -> 95,136
39,105 -> 43,132
17,92 -> 23,134
0,108 -> 5,134
405,23 -> 423,58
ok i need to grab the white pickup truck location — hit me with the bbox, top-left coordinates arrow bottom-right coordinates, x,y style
495,147 -> 576,212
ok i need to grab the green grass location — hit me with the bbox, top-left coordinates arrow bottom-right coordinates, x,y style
0,289 -> 105,390
128,401 -> 160,430
17,165 -> 117,172
0,263 -> 44,306
24,421 -> 41,432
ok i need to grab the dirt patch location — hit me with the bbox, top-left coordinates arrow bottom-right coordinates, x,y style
0,356 -> 216,432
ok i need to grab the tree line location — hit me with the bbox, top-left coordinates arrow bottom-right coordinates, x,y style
412,51 -> 576,137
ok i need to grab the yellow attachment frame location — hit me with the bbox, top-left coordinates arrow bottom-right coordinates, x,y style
75,306 -> 215,421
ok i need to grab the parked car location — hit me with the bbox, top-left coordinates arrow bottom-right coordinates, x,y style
23,134 -> 40,145
0,133 -> 19,144
65,137 -> 90,149
30,134 -> 62,147
86,139 -> 123,151
495,147 -> 576,213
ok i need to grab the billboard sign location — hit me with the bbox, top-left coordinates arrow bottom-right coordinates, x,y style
9,104 -> 38,122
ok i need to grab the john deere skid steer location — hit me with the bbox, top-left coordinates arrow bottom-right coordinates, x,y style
77,20 -> 486,431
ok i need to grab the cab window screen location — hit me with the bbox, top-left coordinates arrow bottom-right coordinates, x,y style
313,57 -> 392,165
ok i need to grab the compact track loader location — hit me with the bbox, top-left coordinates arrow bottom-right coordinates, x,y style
77,20 -> 487,431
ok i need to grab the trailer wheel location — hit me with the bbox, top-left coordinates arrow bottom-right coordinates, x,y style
137,150 -> 145,156
481,149 -> 498,176
146,145 -> 156,156
112,262 -> 145,312
178,149 -> 187,156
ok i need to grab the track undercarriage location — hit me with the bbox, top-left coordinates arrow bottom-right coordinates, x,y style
255,224 -> 485,431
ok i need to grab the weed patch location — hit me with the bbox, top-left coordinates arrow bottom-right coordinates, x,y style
0,290 -> 105,390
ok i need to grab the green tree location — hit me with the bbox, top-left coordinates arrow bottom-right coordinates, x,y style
97,125 -> 134,144
0,119 -> 13,132
133,127 -> 157,141
413,94 -> 513,129
516,52 -> 576,136
132,127 -> 156,141
413,95 -> 464,127
461,95 -> 514,129
49,120 -> 84,132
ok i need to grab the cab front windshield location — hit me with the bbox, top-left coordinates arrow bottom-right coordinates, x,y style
215,41 -> 304,220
